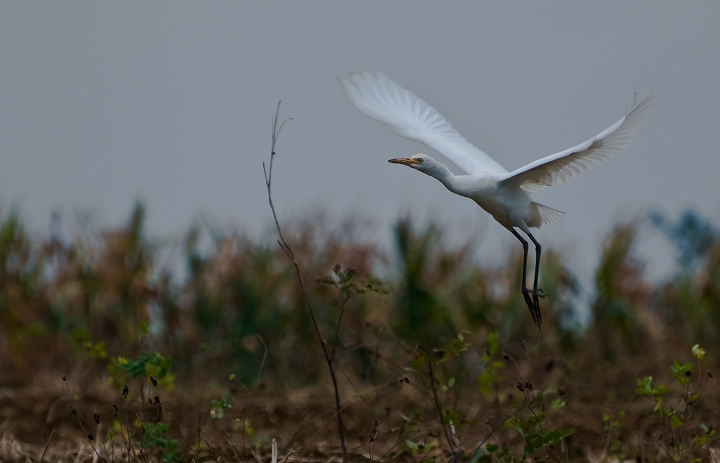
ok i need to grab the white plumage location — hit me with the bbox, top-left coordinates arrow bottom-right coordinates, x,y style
338,71 -> 653,328
338,72 -> 508,175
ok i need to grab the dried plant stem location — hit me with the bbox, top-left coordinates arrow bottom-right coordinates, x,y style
301,380 -> 399,460
330,295 -> 349,359
62,379 -> 103,462
370,379 -> 405,460
256,334 -> 268,384
223,436 -> 242,463
470,401 -> 530,455
39,429 -> 54,463
262,101 -> 349,463
426,354 -> 462,460
204,439 -> 220,463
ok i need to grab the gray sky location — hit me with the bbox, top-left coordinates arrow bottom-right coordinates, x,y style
2,3 -> 720,298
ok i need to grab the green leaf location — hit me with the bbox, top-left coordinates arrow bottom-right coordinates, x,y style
486,443 -> 498,453
671,361 -> 692,377
528,413 -> 547,426
651,384 -> 671,397
654,398 -> 663,413
442,410 -> 459,426
670,361 -> 693,387
486,332 -> 499,356
315,275 -> 337,287
635,376 -> 653,396
467,448 -> 489,463
524,427 -> 576,454
692,436 -> 707,446
551,398 -> 566,410
410,354 -> 426,371
437,337 -> 468,364
692,344 -> 705,360
89,342 -> 107,359
71,327 -> 91,343
670,414 -> 684,429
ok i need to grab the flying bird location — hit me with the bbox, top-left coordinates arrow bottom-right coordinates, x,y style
338,71 -> 653,328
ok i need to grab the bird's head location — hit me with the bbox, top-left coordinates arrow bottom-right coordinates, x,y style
388,154 -> 435,172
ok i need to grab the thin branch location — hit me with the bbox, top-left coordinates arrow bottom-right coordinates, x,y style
331,295 -> 349,359
223,436 -> 242,463
370,379 -> 405,460
256,334 -> 268,385
63,378 -> 103,462
332,354 -> 367,405
298,379 -> 402,460
204,439 -> 220,463
39,429 -> 54,463
261,101 -> 348,463
427,354 -> 457,455
470,401 -> 531,455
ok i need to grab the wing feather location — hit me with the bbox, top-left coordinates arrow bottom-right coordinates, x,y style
500,90 -> 654,192
338,72 -> 507,175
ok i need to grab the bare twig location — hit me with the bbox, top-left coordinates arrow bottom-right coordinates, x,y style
426,352 -> 461,457
370,379 -> 406,460
261,101 -> 349,463
39,429 -> 54,463
330,294 -> 350,359
521,340 -> 543,435
62,378 -> 103,462
204,439 -> 220,463
223,436 -> 242,463
256,334 -> 268,385
470,401 -> 531,455
300,379 -> 400,460
332,355 -> 367,405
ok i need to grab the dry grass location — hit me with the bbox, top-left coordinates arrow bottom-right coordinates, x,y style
0,205 -> 719,462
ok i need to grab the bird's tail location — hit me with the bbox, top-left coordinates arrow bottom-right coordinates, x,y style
533,202 -> 565,227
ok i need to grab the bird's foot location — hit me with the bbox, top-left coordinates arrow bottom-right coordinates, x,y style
521,289 -> 542,329
531,289 -> 546,329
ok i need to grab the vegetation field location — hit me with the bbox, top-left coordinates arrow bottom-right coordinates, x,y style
0,203 -> 719,462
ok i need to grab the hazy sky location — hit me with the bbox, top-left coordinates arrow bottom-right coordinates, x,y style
2,3 -> 720,300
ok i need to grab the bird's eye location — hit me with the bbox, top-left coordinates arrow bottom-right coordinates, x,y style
415,158 -> 424,164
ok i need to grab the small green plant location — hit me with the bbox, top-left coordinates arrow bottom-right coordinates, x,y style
140,422 -> 179,463
633,344 -> 715,462
601,410 -> 626,459
503,388 -> 575,461
210,392 -> 232,419
108,352 -> 174,390
316,264 -> 388,300
71,327 -> 108,360
469,343 -> 575,463
403,438 -> 439,460
478,332 -> 503,397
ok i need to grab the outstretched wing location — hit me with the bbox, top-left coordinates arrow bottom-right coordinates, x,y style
338,72 -> 507,175
500,90 -> 654,192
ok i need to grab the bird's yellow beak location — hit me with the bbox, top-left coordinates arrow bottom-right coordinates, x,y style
388,157 -> 421,166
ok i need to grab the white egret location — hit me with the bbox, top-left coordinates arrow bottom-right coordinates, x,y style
338,71 -> 653,328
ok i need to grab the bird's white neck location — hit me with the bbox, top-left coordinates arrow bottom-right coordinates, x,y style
421,162 -> 460,194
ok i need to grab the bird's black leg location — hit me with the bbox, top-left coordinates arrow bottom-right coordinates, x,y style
527,232 -> 547,326
510,229 -> 540,328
